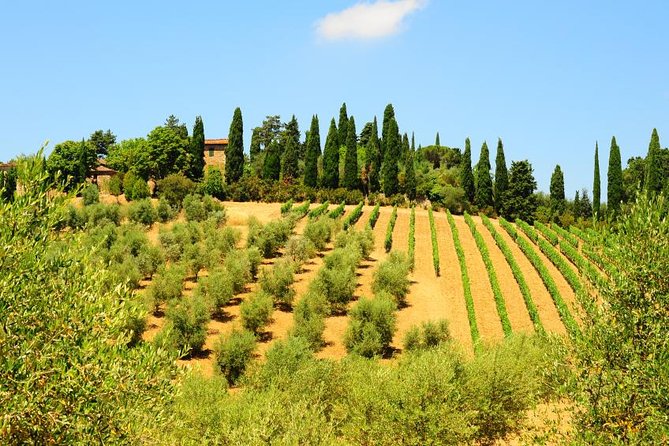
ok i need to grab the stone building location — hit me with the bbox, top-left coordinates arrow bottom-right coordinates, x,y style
204,139 -> 228,171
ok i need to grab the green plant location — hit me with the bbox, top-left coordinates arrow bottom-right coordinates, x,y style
127,198 -> 157,227
308,200 -> 329,219
147,264 -> 186,313
280,199 -> 294,215
344,294 -> 397,358
447,210 -> 480,350
183,193 -> 206,222
428,206 -> 440,276
214,328 -> 256,385
81,183 -> 99,205
367,202 -> 381,228
534,221 -> 559,246
464,213 -> 512,337
408,206 -> 416,271
384,206 -> 398,252
156,198 -> 176,222
129,177 -> 150,201
260,258 -> 296,308
481,215 -> 545,335
285,235 -> 316,265
290,200 -> 311,219
135,244 -> 164,279
224,249 -> 252,294
342,201 -> 364,230
303,216 -> 334,251
327,201 -> 346,219
372,251 -> 411,307
551,222 -> 579,248
157,172 -> 196,208
403,319 -> 450,352
161,293 -> 210,357
334,227 -> 375,259
291,292 -> 328,350
240,291 -> 274,335
196,268 -> 234,313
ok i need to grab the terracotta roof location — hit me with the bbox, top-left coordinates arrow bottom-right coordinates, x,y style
0,162 -> 16,171
205,139 -> 228,145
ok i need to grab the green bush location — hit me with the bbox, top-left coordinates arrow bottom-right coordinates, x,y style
384,206 -> 398,252
344,294 -> 397,358
251,336 -> 314,388
260,258 -> 296,308
129,177 -> 150,201
81,183 -> 99,205
285,235 -> 316,265
308,200 -> 329,219
342,201 -> 364,230
161,294 -> 210,357
107,174 -> 122,198
183,193 -> 206,222
534,221 -> 559,246
327,201 -> 346,219
240,291 -> 274,335
408,206 -> 416,270
280,199 -> 294,215
214,328 -> 256,385
289,200 -> 311,219
224,249 -> 252,294
247,217 -> 293,258
403,319 -> 450,352
334,227 -> 374,259
196,268 -> 234,313
201,167 -> 225,200
127,198 -> 157,227
372,251 -> 411,307
157,173 -> 196,208
80,203 -> 121,227
147,264 -> 186,313
135,244 -> 164,279
291,292 -> 328,350
311,263 -> 357,314
303,216 -> 334,251
156,198 -> 176,223
122,171 -> 141,200
367,202 -> 381,229
428,205 -> 440,276
182,242 -> 206,280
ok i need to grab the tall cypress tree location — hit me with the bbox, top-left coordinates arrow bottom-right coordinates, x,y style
381,104 -> 395,160
411,132 -> 415,151
402,133 -> 410,162
435,132 -> 440,147
343,116 -> 358,189
550,165 -> 565,213
368,117 -> 381,193
338,103 -> 348,150
304,115 -> 320,188
226,107 -> 244,183
405,143 -> 416,201
593,142 -> 601,218
190,115 -> 205,180
262,140 -> 281,181
461,137 -> 475,203
382,118 -> 400,196
250,127 -> 261,162
322,119 -> 339,189
645,128 -> 662,195
607,136 -> 623,216
281,138 -> 299,182
475,141 -> 493,208
494,138 -> 508,212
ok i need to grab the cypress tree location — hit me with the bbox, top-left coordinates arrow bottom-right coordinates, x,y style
494,138 -> 508,212
435,132 -> 440,147
475,141 -> 493,208
304,115 -> 320,188
607,136 -> 623,216
645,128 -> 662,195
593,142 -> 601,218
322,119 -> 339,188
573,190 -> 581,218
368,117 -> 381,193
226,107 -> 244,183
190,116 -> 205,180
406,143 -> 416,201
281,137 -> 299,182
411,132 -> 415,151
402,133 -> 410,162
262,140 -> 281,181
381,104 -> 395,160
343,116 -> 358,189
461,138 -> 475,202
338,103 -> 348,150
382,118 -> 400,196
550,165 -> 565,214
250,127 -> 261,162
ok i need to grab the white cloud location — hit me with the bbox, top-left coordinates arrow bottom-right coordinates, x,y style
316,0 -> 426,41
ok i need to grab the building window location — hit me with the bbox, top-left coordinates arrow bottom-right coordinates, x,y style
209,148 -> 214,157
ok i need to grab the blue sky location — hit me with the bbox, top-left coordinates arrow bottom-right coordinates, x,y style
1,1 -> 667,198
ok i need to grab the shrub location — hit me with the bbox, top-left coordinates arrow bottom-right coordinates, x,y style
290,200 -> 311,219
408,206 -> 416,271
335,227 -> 374,259
280,199 -> 294,215
248,218 -> 292,258
161,294 -> 210,357
201,167 -> 225,200
367,203 -> 381,229
384,206 -> 398,252
109,257 -> 142,289
156,198 -> 176,223
428,206 -> 440,276
196,268 -> 234,312
260,258 -> 296,308
251,336 -> 314,388
107,174 -> 122,198
403,319 -> 450,352
311,264 -> 357,314
303,216 -> 334,251
308,201 -> 329,219
182,242 -> 206,280
327,201 -> 346,219
214,328 -> 256,385
183,194 -> 206,222
342,201 -> 364,230
127,198 -> 157,227
122,171 -> 141,200
240,291 -> 274,335
344,294 -> 397,358
534,221 -> 559,246
157,173 -> 195,208
81,183 -> 99,205
285,235 -> 316,265
129,178 -> 150,201
291,292 -> 328,350
224,249 -> 252,294
83,203 -> 122,227
135,245 -> 164,279
147,264 -> 186,313
246,247 -> 262,280
372,251 -> 411,307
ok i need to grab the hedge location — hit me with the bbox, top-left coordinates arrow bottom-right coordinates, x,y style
290,201 -> 311,219
367,203 -> 381,229
342,201 -> 364,230
533,221 -> 559,246
384,206 -> 398,253
280,199 -> 294,215
480,215 -> 545,335
447,210 -> 481,350
464,213 -> 512,337
308,201 -> 329,219
408,206 -> 416,271
500,218 -> 579,337
327,201 -> 346,219
428,206 -> 440,277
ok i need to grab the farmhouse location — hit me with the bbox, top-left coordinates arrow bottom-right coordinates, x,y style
204,138 -> 227,170
88,158 -> 117,189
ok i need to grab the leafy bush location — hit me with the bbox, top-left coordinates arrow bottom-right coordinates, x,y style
107,174 -> 122,198
384,206 -> 398,252
285,235 -> 316,265
196,268 -> 234,313
367,203 -> 381,229
308,200 -> 329,219
247,217 -> 293,258
224,249 -> 252,294
534,221 -> 559,246
183,193 -> 206,222
201,166 -> 225,200
291,292 -> 328,350
289,200 -> 311,219
334,227 -> 374,259
135,244 -> 164,279
403,319 -> 450,352
182,242 -> 206,280
127,198 -> 157,227
214,328 -> 256,385
156,198 -> 176,223
303,216 -> 334,250
147,264 -> 186,313
344,294 -> 397,358
260,258 -> 296,308
160,294 -> 210,357
311,263 -> 357,314
240,291 -> 274,335
342,201 -> 364,230
551,222 -> 580,248
408,206 -> 416,271
157,173 -> 196,208
372,251 -> 411,307
128,177 -> 150,201
250,336 -> 314,388
122,171 -> 141,200
327,201 -> 346,219
81,183 -> 99,205
280,199 -> 294,215
428,205 -> 440,276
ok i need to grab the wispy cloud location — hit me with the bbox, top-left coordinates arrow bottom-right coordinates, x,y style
316,0 -> 427,42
